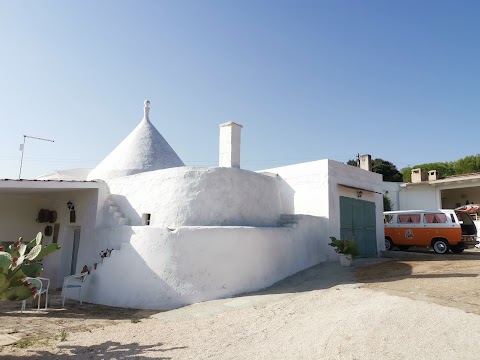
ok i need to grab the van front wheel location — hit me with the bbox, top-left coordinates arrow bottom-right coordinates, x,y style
433,240 -> 449,254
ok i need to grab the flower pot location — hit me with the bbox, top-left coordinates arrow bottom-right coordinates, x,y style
339,254 -> 353,267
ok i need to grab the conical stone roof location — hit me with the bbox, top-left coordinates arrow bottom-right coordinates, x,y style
87,101 -> 184,181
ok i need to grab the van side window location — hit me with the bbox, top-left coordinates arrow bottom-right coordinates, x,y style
424,213 -> 447,224
384,215 -> 393,224
398,214 -> 421,223
450,214 -> 456,223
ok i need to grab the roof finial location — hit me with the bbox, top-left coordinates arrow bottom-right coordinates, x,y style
144,100 -> 150,120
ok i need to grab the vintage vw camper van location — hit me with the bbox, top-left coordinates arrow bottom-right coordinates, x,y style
384,209 -> 478,254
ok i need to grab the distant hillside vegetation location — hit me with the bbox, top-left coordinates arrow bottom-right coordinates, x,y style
402,154 -> 480,182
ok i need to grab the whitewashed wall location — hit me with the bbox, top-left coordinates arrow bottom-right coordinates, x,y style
103,167 -> 282,227
399,184 -> 439,210
79,215 -> 328,310
260,160 -> 385,255
0,195 -> 51,245
260,160 -> 330,217
327,160 -> 385,255
382,181 -> 401,211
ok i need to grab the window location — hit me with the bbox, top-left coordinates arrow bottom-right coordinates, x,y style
398,214 -> 421,223
384,215 -> 394,224
424,213 -> 447,224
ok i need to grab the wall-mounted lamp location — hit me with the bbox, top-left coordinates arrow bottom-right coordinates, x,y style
357,190 -> 363,198
67,201 -> 76,223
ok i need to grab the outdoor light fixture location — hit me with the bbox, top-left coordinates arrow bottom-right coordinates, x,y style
67,201 -> 76,223
357,191 -> 363,198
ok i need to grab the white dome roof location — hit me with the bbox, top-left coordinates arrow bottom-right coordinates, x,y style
87,101 -> 184,180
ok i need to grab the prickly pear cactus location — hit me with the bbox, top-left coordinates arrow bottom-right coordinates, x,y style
0,232 -> 60,302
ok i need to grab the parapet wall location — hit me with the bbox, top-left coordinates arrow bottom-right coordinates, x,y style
82,216 -> 328,310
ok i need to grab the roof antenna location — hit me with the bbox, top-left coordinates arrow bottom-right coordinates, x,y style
19,135 -> 55,179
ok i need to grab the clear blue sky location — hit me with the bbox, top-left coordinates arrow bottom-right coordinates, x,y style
1,1 -> 479,179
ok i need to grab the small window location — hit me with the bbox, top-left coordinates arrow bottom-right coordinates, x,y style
142,213 -> 151,226
398,214 -> 421,223
424,213 -> 447,224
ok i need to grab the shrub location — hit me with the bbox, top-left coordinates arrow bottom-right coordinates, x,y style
329,236 -> 360,259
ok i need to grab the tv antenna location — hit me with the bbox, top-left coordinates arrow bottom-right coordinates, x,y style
19,135 -> 55,179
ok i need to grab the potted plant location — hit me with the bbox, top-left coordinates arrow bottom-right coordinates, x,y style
329,236 -> 360,266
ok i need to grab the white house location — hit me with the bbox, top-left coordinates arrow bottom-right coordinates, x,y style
1,101 -> 385,310
381,168 -> 480,212
380,168 -> 480,234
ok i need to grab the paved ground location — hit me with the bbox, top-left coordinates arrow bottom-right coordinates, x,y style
1,248 -> 480,359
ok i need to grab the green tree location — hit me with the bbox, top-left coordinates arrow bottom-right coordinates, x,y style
372,158 -> 403,182
383,194 -> 393,211
346,158 -> 403,182
402,161 -> 456,182
455,155 -> 480,174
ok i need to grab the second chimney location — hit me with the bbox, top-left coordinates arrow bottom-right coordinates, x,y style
411,168 -> 427,183
219,121 -> 243,168
359,154 -> 372,171
428,170 -> 440,181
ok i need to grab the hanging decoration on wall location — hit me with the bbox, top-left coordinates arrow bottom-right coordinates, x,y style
44,225 -> 53,236
48,210 -> 57,223
36,209 -> 49,223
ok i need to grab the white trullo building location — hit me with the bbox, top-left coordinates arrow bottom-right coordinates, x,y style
0,101 -> 385,310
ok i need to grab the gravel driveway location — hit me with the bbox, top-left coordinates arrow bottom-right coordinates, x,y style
2,250 -> 480,359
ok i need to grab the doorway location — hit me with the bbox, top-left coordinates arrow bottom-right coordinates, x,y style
70,228 -> 81,275
340,196 -> 377,257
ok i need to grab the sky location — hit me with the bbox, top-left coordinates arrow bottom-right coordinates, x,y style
0,1 -> 479,179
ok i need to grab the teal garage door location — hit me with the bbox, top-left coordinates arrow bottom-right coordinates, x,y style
340,196 -> 377,257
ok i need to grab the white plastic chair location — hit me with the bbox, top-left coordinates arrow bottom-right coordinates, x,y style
62,272 -> 88,307
21,277 -> 50,313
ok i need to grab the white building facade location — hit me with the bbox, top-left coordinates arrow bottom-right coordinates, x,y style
2,101 -> 386,310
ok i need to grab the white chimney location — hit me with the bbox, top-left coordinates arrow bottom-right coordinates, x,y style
428,170 -> 440,181
359,154 -> 372,171
219,121 -> 243,168
411,168 -> 427,183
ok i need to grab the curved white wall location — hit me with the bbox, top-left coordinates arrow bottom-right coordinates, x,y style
81,217 -> 327,310
104,167 -> 282,227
